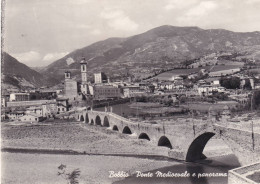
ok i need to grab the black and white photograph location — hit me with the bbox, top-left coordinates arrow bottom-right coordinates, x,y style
1,0 -> 260,184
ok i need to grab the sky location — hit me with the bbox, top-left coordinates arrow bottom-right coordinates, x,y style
3,0 -> 260,67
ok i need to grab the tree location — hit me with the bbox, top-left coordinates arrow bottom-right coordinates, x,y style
244,79 -> 252,90
220,76 -> 240,89
251,90 -> 260,110
58,164 -> 81,184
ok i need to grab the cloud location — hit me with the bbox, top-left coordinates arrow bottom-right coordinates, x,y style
76,24 -> 91,29
12,51 -> 42,66
90,28 -> 102,35
42,52 -> 68,62
67,0 -> 91,5
164,0 -> 198,10
100,9 -> 139,31
177,1 -> 218,23
245,0 -> 260,4
187,1 -> 218,17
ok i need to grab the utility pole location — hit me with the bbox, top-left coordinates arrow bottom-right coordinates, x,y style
250,89 -> 255,150
252,120 -> 255,151
251,90 -> 254,111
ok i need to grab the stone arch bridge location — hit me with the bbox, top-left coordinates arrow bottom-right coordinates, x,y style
77,110 -> 260,165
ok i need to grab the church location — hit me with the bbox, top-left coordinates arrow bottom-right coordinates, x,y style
64,58 -> 88,101
64,57 -> 122,101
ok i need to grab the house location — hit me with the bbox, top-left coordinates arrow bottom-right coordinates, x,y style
92,85 -> 122,99
42,102 -> 57,117
9,93 -> 30,101
198,84 -> 226,96
19,114 -> 44,122
255,82 -> 260,89
94,72 -> 108,83
7,111 -> 25,120
26,106 -> 43,116
1,92 -> 10,107
122,85 -> 144,97
170,75 -> 183,82
198,85 -> 213,96
56,97 -> 69,113
158,82 -> 174,91
211,80 -> 220,86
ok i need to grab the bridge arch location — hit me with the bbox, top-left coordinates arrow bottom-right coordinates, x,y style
186,132 -> 215,162
158,136 -> 172,149
85,113 -> 89,123
138,133 -> 150,141
90,119 -> 94,125
112,125 -> 119,131
122,126 -> 132,134
103,116 -> 110,127
80,115 -> 84,122
95,116 -> 101,126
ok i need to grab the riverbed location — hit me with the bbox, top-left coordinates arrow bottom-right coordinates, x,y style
1,120 -> 238,184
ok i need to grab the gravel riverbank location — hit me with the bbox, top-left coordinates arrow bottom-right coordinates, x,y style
1,121 -> 233,184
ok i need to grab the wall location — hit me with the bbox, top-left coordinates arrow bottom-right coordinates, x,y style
229,162 -> 260,184
78,110 -> 260,166
65,80 -> 78,99
7,100 -> 55,107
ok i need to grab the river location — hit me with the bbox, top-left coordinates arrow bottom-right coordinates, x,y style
95,102 -> 138,117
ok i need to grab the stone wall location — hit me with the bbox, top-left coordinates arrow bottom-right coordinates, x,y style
7,100 -> 56,107
229,162 -> 260,184
78,110 -> 260,166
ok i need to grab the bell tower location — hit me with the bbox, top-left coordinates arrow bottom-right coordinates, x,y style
80,58 -> 88,94
64,71 -> 71,80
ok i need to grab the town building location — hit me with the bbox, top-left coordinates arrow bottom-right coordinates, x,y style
1,92 -> 10,107
7,111 -> 25,120
122,85 -> 145,97
80,58 -> 88,95
19,114 -> 44,122
91,85 -> 122,99
29,90 -> 57,100
56,97 -> 69,113
64,71 -> 79,100
9,93 -> 30,101
6,99 -> 56,108
42,101 -> 57,117
197,84 -> 225,96
26,106 -> 43,116
94,72 -> 108,84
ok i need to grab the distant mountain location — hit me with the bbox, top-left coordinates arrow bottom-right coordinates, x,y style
42,25 -> 260,83
31,66 -> 46,73
2,52 -> 58,89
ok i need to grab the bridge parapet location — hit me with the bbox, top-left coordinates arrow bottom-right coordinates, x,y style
77,110 -> 260,165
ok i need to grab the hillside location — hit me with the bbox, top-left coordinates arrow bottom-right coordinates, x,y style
42,25 -> 260,83
1,52 -> 58,89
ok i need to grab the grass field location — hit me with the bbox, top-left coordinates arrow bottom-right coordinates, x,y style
155,65 -> 242,80
182,102 -> 238,112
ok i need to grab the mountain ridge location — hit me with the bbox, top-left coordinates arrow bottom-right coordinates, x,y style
38,25 -> 260,83
2,52 -> 58,89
